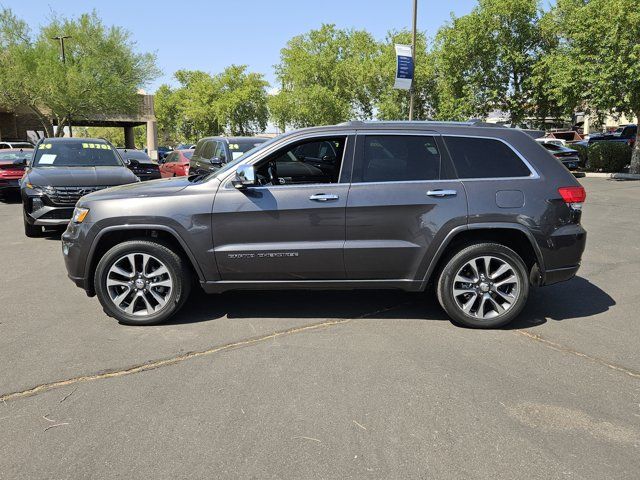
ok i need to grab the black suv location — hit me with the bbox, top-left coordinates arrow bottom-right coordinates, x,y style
21,138 -> 138,237
62,121 -> 586,328
189,136 -> 268,175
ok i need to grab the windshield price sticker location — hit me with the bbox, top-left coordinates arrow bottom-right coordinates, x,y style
40,143 -> 53,149
82,143 -> 110,150
229,143 -> 240,150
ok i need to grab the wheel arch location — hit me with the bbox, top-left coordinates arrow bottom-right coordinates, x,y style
420,223 -> 544,290
84,225 -> 204,296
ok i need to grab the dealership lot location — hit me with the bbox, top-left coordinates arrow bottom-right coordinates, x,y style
1,177 -> 639,478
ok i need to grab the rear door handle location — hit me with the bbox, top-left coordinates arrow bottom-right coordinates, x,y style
427,189 -> 457,197
309,193 -> 339,202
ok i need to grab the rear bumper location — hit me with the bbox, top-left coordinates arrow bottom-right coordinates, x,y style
135,173 -> 161,181
0,178 -> 21,189
537,223 -> 586,286
543,265 -> 580,285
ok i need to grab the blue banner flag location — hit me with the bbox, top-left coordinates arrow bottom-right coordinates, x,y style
394,44 -> 414,90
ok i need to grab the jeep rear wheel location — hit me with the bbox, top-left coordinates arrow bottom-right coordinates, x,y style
437,243 -> 529,328
94,240 -> 191,325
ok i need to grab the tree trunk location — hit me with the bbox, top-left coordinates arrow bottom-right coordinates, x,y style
28,105 -> 53,137
631,110 -> 640,175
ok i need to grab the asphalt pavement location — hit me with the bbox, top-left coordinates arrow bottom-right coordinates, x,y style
0,177 -> 638,479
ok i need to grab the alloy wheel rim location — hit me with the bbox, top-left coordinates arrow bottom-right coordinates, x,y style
452,255 -> 520,320
106,253 -> 173,316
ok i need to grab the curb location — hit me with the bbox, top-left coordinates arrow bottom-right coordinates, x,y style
580,172 -> 611,178
611,173 -> 640,181
578,172 -> 640,180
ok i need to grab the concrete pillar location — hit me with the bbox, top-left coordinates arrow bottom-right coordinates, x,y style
146,120 -> 158,160
124,126 -> 136,149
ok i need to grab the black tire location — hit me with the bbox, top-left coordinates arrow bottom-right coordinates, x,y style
436,243 -> 529,329
23,211 -> 43,238
94,240 -> 191,326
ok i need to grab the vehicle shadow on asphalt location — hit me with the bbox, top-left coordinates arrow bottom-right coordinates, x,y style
166,276 -> 614,329
165,289 -> 449,325
505,276 -> 616,330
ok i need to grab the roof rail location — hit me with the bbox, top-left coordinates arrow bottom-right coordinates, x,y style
337,119 -> 502,128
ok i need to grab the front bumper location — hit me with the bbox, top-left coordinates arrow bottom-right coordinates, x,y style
61,220 -> 94,294
24,202 -> 74,226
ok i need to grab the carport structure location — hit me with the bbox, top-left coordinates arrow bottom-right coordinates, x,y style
0,94 -> 158,158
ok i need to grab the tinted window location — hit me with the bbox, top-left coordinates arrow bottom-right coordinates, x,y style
353,135 -> 440,183
192,139 -> 215,163
445,137 -> 531,178
183,151 -> 193,159
255,137 -> 346,185
33,141 -> 121,167
214,142 -> 227,162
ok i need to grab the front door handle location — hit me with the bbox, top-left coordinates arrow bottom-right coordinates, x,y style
309,193 -> 339,202
427,189 -> 457,198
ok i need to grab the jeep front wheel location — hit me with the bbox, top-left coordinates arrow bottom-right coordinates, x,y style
94,240 -> 191,325
437,243 -> 529,329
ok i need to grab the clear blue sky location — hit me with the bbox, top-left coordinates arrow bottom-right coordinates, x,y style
3,0 -> 478,92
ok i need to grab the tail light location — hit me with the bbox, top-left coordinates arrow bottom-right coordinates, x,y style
558,186 -> 586,210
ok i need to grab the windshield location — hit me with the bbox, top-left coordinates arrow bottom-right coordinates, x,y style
34,141 -> 122,167
0,151 -> 32,162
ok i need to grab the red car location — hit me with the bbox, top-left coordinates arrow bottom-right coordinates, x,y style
159,149 -> 193,178
0,149 -> 32,194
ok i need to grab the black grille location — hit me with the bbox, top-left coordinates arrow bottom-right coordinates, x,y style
45,186 -> 108,206
40,208 -> 74,220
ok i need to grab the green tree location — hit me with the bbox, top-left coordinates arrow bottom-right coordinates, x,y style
75,126 -> 146,148
431,0 -> 544,125
0,9 -> 158,137
543,0 -> 640,173
155,66 -> 269,143
270,24 -> 379,128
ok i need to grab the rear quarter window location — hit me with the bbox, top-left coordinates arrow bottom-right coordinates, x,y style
445,136 -> 532,179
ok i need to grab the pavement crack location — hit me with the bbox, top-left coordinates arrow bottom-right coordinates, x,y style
0,301 -> 408,404
514,330 -> 640,379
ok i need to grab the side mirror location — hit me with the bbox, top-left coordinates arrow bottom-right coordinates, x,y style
210,156 -> 224,165
15,158 -> 28,166
127,159 -> 140,168
232,165 -> 256,189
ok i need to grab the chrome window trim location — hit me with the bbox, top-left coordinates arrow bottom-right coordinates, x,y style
441,134 -> 540,180
220,131 -> 354,189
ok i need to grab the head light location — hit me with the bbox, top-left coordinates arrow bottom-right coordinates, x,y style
71,207 -> 90,223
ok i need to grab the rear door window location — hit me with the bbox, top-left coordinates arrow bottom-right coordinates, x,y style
445,136 -> 532,179
352,135 -> 441,183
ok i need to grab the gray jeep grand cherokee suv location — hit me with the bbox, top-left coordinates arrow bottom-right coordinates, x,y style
61,121 -> 587,328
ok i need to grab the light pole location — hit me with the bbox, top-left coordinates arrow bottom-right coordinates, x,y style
408,0 -> 418,121
52,35 -> 72,136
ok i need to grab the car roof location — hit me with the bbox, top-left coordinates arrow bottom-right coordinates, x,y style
1,148 -> 33,152
198,136 -> 269,143
40,137 -> 108,143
